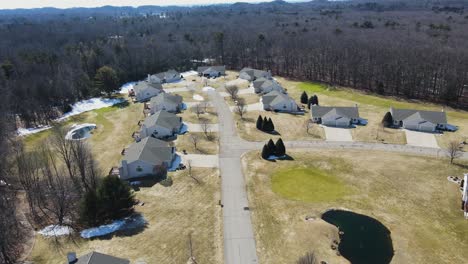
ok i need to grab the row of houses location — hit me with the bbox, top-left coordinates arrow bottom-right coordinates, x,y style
240,67 -> 453,131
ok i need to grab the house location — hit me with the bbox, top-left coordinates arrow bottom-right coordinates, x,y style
262,90 -> 300,112
133,81 -> 163,102
311,105 -> 361,127
119,137 -> 176,180
139,110 -> 182,139
390,107 -> 447,132
197,66 -> 226,77
239,67 -> 272,81
253,77 -> 285,94
148,69 -> 181,84
67,251 -> 129,264
149,93 -> 184,114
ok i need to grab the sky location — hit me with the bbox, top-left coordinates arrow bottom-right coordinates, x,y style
0,0 -> 273,9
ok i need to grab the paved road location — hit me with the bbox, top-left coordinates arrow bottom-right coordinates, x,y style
209,91 -> 259,264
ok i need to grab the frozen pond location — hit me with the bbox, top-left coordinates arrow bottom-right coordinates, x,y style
65,123 -> 97,140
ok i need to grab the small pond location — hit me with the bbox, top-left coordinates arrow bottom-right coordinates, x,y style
65,123 -> 97,140
322,209 -> 394,264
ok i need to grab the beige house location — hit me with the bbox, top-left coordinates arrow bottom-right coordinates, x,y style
134,81 -> 163,102
139,110 -> 182,140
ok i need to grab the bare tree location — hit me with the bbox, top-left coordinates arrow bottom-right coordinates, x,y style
235,98 -> 247,119
70,140 -> 99,192
0,187 -> 24,264
447,140 -> 462,164
199,118 -> 213,140
297,252 -> 318,264
187,160 -> 200,184
50,125 -> 77,183
189,134 -> 200,151
225,85 -> 239,100
191,104 -> 204,119
305,120 -> 314,134
201,100 -> 209,113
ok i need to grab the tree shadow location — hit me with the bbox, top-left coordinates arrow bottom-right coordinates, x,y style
453,162 -> 468,170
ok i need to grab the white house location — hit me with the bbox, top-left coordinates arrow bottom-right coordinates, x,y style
253,78 -> 285,94
134,81 -> 163,102
311,105 -> 361,127
148,70 -> 181,84
119,137 -> 176,180
139,110 -> 182,140
390,107 -> 448,132
149,93 -> 184,114
239,68 -> 272,81
262,90 -> 300,113
197,66 -> 226,77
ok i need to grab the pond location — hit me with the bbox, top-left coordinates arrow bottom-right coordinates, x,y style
322,209 -> 394,264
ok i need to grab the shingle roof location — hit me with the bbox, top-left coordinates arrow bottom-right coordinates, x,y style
240,67 -> 270,79
311,106 -> 360,119
390,108 -> 447,124
197,66 -> 225,73
150,93 -> 183,107
150,69 -> 180,81
262,90 -> 292,106
134,81 -> 162,93
143,110 -> 182,130
76,251 -> 129,264
123,137 -> 173,165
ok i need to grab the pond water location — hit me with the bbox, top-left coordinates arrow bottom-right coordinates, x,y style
322,209 -> 394,264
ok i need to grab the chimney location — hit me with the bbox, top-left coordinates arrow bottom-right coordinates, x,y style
67,252 -> 77,264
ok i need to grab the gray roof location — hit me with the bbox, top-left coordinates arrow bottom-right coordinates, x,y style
253,77 -> 268,88
240,68 -> 270,79
75,251 -> 129,264
262,90 -> 293,106
134,81 -> 162,93
150,93 -> 183,107
123,137 -> 173,165
311,106 -> 360,119
197,66 -> 225,73
151,69 -> 180,81
390,108 -> 447,124
143,110 -> 182,130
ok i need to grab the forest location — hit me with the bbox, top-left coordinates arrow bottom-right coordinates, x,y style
2,0 -> 468,262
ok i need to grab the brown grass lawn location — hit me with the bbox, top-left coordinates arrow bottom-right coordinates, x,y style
179,107 -> 219,124
242,150 -> 468,264
225,93 -> 260,107
29,168 -> 222,264
235,110 -> 325,142
175,132 -> 219,155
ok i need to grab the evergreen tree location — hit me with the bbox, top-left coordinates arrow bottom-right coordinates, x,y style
94,66 -> 119,95
267,139 -> 276,154
300,91 -> 308,104
313,95 -> 319,106
263,116 -> 269,131
261,144 -> 270,159
256,115 -> 263,130
268,118 -> 275,132
79,190 -> 99,227
382,112 -> 393,127
307,97 -> 313,109
275,138 -> 286,156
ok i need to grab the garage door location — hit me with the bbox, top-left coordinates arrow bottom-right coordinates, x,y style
322,119 -> 336,127
336,118 -> 350,127
403,122 -> 418,130
419,123 -> 435,132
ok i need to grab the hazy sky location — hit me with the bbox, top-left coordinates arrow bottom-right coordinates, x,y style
0,1 -> 269,9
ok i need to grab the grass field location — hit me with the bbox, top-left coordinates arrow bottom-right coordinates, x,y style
175,132 -> 218,155
179,106 -> 219,124
235,110 -> 325,141
29,168 -> 222,264
242,150 -> 468,264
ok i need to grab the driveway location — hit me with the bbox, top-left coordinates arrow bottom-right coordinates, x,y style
219,87 -> 255,97
323,126 -> 353,142
183,122 -> 219,132
229,102 -> 263,112
405,130 -> 439,148
180,154 -> 219,168
164,87 -> 190,93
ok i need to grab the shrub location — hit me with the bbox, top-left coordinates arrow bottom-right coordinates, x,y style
256,115 -> 263,130
300,91 -> 308,104
261,144 -> 270,159
275,138 -> 286,156
160,176 -> 173,187
267,139 -> 276,154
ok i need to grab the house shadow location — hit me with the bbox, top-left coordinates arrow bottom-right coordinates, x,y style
128,174 -> 167,189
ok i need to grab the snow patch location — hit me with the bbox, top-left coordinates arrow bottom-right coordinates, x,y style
118,82 -> 136,94
267,155 -> 286,161
58,97 -> 125,121
80,214 -> 146,239
193,94 -> 204,101
39,225 -> 72,237
17,125 -> 52,136
202,86 -> 215,92
181,70 -> 198,77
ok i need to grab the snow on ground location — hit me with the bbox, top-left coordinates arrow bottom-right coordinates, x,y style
181,70 -> 198,77
57,97 -> 125,121
118,82 -> 136,94
17,125 -> 52,136
193,94 -> 204,101
202,86 -> 215,92
65,123 -> 97,140
81,214 -> 146,239
39,225 -> 72,237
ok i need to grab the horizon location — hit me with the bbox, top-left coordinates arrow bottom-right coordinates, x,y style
0,0 -> 302,10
